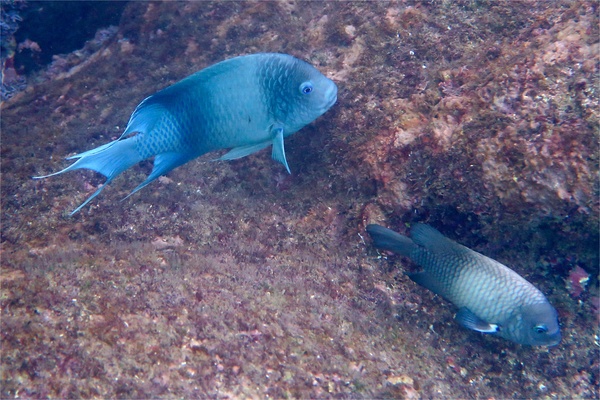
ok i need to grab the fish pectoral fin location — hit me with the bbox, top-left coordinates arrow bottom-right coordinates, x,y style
271,127 -> 290,174
455,307 -> 499,333
215,141 -> 271,161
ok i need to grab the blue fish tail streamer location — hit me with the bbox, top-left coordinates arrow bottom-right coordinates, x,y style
34,137 -> 142,214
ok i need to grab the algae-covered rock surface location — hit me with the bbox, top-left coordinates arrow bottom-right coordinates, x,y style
2,1 -> 598,398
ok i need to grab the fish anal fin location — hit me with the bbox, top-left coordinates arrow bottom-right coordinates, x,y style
455,307 -> 499,333
408,271 -> 447,298
125,152 -> 193,198
68,181 -> 112,216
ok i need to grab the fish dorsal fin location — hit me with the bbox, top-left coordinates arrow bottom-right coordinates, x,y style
271,126 -> 290,174
215,141 -> 271,161
410,224 -> 470,257
455,307 -> 499,333
124,97 -> 168,138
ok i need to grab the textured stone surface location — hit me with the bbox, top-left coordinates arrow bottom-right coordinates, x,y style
1,1 -> 598,398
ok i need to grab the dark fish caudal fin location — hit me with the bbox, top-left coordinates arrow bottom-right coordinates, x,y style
366,224 -> 417,257
33,137 -> 143,215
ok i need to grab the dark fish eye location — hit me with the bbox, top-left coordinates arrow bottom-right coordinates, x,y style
300,82 -> 313,95
534,325 -> 548,334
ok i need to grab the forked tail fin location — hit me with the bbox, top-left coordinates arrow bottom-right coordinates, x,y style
33,137 -> 142,215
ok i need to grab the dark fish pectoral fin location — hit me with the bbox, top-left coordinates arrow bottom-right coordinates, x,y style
455,307 -> 499,333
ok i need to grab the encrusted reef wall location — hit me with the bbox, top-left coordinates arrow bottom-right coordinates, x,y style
1,1 -> 598,398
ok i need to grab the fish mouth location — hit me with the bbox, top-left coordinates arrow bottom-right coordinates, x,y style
326,94 -> 337,109
322,83 -> 338,110
545,332 -> 561,346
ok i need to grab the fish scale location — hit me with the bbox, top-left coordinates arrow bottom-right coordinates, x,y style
35,53 -> 337,214
367,223 -> 561,346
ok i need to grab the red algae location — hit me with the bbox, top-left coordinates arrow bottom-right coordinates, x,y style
567,265 -> 590,298
1,1 -> 598,398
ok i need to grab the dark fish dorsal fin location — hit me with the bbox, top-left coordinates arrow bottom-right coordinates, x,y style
410,224 -> 471,257
124,98 -> 169,137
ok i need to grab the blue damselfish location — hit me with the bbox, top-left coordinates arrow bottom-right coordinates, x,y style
35,53 -> 338,214
366,224 -> 561,346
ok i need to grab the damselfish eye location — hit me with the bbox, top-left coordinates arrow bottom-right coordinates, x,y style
300,82 -> 313,95
534,325 -> 548,334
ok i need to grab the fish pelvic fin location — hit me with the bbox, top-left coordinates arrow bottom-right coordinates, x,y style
366,224 -> 417,257
455,307 -> 499,333
214,125 -> 291,174
215,141 -> 271,161
33,137 -> 143,214
271,127 -> 290,174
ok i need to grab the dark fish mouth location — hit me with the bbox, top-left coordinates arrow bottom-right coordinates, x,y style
546,332 -> 561,346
